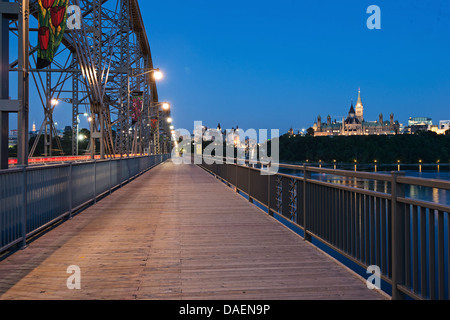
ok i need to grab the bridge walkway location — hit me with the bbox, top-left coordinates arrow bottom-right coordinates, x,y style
0,160 -> 386,300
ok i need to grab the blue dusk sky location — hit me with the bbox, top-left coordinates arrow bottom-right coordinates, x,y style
14,0 -> 450,135
144,0 -> 450,134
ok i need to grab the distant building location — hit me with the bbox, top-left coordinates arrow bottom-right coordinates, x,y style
408,117 -> 432,127
405,118 -> 450,135
429,120 -> 450,135
313,89 -> 400,136
439,120 -> 450,131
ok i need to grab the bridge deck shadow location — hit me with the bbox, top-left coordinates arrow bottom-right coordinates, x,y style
0,160 -> 387,300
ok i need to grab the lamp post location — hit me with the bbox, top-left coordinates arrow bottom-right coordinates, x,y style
129,67 -> 163,155
149,101 -> 172,155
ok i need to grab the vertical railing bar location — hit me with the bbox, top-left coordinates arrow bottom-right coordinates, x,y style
349,191 -> 353,257
420,206 -> 427,299
437,210 -> 445,300
347,190 -> 351,255
347,189 -> 352,254
311,183 -> 315,236
391,172 -> 406,300
334,187 -> 338,247
381,198 -> 387,275
311,182 -> 315,235
327,186 -> 331,243
354,192 -> 358,259
329,186 -> 333,245
303,170 -> 310,241
68,163 -> 73,220
352,191 -> 357,257
335,188 -> 339,248
248,165 -> 251,203
294,179 -> 298,224
376,197 -> 382,269
320,184 -> 324,238
364,194 -> 369,265
343,190 -> 347,253
356,193 -> 361,262
341,188 -> 346,254
342,189 -> 345,253
324,185 -> 327,240
412,205 -> 419,295
268,172 -> 272,217
405,203 -> 411,289
318,183 -> 321,238
308,183 -> 316,233
387,198 -> 392,279
321,184 -> 324,238
448,211 -> 450,300
370,196 -> 375,266
93,159 -> 97,204
326,185 -> 330,241
109,159 -> 112,195
429,209 -> 436,300
315,183 -> 319,236
322,185 -> 326,240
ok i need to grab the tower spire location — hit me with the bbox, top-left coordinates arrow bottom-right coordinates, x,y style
355,88 -> 364,121
357,88 -> 362,105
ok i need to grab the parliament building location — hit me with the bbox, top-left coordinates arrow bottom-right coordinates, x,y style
312,89 -> 400,136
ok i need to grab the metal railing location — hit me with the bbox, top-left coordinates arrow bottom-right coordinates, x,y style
0,154 -> 170,254
198,157 -> 450,300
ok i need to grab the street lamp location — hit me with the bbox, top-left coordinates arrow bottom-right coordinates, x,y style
153,70 -> 163,80
131,67 -> 164,80
162,103 -> 170,111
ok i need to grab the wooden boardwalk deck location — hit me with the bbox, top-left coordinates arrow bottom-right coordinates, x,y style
0,160 -> 387,300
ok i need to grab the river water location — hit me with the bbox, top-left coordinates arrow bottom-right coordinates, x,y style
280,163 -> 450,206
275,163 -> 449,298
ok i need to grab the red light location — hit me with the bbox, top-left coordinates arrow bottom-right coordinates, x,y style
7,154 -> 141,166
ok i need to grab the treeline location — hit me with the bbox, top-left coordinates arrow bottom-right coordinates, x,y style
278,131 -> 450,164
9,128 -> 91,158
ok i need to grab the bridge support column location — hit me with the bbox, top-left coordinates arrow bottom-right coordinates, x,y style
17,0 -> 29,166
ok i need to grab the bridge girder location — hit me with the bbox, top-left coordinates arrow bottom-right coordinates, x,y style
7,0 -> 164,161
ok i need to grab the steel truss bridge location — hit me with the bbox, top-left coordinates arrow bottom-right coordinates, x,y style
0,0 -> 172,170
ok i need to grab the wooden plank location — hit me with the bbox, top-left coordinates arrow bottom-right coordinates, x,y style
0,161 -> 386,300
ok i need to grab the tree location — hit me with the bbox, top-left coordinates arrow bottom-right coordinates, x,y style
306,127 -> 315,136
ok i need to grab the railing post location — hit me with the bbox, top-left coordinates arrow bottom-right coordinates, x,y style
267,164 -> 272,216
248,165 -> 252,203
93,159 -> 97,204
19,165 -> 27,249
68,162 -> 73,219
109,158 -> 112,195
391,171 -> 406,300
235,158 -> 238,193
303,166 -> 312,242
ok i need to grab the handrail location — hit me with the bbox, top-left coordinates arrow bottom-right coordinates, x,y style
196,156 -> 450,300
0,154 -> 170,255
